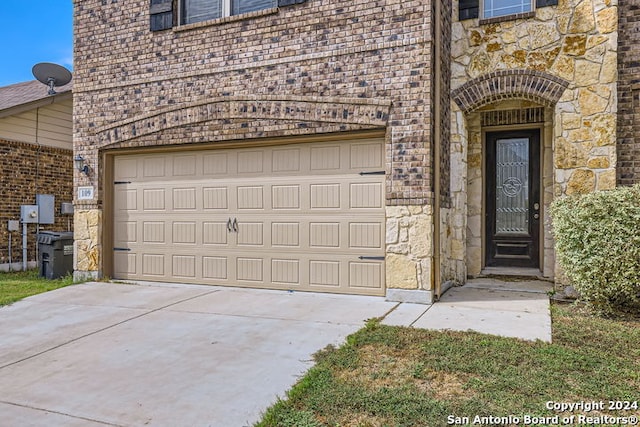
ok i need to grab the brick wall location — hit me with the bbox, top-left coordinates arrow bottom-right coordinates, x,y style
0,139 -> 73,265
618,0 -> 640,186
73,0 -> 436,206
437,0 -> 452,203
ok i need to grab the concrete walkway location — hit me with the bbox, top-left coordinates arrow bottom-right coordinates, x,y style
383,277 -> 553,342
0,278 -> 552,426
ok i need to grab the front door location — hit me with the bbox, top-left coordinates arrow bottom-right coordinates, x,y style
486,129 -> 540,268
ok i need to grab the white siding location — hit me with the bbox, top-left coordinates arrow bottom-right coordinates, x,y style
0,99 -> 72,150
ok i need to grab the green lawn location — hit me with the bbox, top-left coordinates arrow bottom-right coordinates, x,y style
0,270 -> 76,306
257,304 -> 640,427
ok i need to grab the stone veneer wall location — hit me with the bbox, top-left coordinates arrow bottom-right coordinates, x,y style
437,0 -> 467,287
73,0 -> 446,295
73,209 -> 101,276
385,206 -> 433,294
0,139 -> 73,268
447,104 -> 470,280
617,0 -> 640,185
450,1 -> 618,279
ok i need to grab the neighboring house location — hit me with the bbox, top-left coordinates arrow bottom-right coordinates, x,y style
0,80 -> 73,271
72,0 -> 629,302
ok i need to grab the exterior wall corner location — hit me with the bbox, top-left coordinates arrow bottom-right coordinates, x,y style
385,205 -> 434,292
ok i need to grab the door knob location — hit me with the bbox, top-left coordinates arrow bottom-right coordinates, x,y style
232,218 -> 238,232
533,203 -> 540,211
533,213 -> 540,220
227,218 -> 232,232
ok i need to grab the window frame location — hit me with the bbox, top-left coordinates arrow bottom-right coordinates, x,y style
457,0 -> 557,22
179,0 -> 276,25
480,0 -> 534,20
179,0 -> 225,25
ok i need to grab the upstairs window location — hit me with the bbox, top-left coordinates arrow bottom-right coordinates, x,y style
482,0 -> 532,19
181,0 -> 277,24
459,0 -> 557,21
151,0 -> 307,31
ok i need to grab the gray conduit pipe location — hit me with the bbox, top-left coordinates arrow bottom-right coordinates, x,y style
22,222 -> 27,271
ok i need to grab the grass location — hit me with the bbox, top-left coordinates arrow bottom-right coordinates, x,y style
257,304 -> 640,427
0,269 -> 76,306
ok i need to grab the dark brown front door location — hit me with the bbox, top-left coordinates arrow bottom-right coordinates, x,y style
486,129 -> 540,268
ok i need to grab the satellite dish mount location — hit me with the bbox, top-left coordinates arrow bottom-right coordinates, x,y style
32,63 -> 72,95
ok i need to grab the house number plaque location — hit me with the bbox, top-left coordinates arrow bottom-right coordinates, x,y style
77,186 -> 95,200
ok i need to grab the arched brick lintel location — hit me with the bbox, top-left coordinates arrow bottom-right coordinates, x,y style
94,97 -> 392,148
451,69 -> 569,114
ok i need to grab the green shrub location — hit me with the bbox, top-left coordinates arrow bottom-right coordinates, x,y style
550,184 -> 640,314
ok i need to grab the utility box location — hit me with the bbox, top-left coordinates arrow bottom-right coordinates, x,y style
20,205 -> 39,223
7,220 -> 19,232
38,231 -> 74,279
61,202 -> 74,215
37,194 -> 55,225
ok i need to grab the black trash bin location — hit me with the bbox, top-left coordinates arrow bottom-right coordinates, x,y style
38,231 -> 74,279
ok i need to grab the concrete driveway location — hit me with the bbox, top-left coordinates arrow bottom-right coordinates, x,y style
0,282 -> 396,427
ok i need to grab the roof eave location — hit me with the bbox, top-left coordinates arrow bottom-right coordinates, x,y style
0,90 -> 73,119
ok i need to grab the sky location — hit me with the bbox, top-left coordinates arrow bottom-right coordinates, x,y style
0,2 -> 74,87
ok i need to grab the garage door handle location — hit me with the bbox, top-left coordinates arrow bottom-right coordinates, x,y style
227,218 -> 233,233
358,256 -> 385,260
232,218 -> 238,232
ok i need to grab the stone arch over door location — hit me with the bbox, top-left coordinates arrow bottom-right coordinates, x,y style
450,70 -> 568,279
451,69 -> 569,114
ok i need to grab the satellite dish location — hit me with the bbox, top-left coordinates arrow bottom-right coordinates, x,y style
32,62 -> 72,95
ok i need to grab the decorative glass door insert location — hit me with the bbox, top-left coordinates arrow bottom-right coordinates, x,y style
486,129 -> 540,268
495,137 -> 529,235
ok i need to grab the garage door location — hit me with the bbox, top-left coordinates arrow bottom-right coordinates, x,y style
112,137 -> 386,296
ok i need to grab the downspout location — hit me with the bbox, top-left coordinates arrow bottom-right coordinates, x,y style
432,0 -> 442,300
23,108 -> 43,271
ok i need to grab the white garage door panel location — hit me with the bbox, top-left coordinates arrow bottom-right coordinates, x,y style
113,138 -> 385,296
